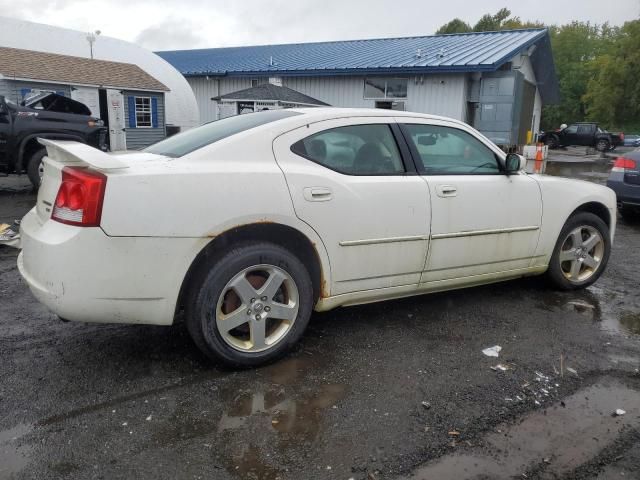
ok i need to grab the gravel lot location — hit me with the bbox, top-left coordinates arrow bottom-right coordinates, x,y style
1,162 -> 639,480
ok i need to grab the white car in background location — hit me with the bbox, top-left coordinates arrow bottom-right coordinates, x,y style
18,108 -> 616,366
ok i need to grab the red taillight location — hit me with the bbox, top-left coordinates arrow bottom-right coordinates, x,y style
613,157 -> 637,169
52,167 -> 107,227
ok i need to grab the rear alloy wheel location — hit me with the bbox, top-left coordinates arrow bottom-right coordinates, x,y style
546,212 -> 611,290
596,139 -> 610,152
185,242 -> 313,367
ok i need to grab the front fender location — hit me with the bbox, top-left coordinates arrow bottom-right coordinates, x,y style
532,175 -> 617,263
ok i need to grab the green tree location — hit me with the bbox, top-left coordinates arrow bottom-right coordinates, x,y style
473,8 -> 512,31
436,18 -> 472,34
541,22 -> 617,129
584,20 -> 640,130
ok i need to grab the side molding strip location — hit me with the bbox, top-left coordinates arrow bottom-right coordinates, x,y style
339,235 -> 429,247
431,225 -> 539,240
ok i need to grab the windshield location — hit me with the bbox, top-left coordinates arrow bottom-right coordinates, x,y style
144,110 -> 301,158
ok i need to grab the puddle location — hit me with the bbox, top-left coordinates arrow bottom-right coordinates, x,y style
538,285 -> 640,337
401,378 -> 640,480
148,355 -> 346,479
619,312 -> 640,335
545,161 -> 612,185
0,423 -> 33,477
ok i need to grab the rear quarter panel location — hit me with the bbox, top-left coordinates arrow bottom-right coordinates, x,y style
99,132 -> 333,294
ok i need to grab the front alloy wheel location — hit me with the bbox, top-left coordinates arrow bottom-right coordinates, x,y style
546,212 -> 611,290
558,226 -> 605,282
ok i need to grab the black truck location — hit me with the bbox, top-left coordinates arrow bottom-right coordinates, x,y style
0,93 -> 107,187
539,122 -> 624,152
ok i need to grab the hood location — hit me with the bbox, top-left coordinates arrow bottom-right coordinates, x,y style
21,92 -> 94,117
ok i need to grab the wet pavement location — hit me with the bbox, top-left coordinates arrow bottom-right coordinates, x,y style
1,162 -> 640,480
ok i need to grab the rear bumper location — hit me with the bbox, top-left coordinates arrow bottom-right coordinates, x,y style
18,208 -> 208,325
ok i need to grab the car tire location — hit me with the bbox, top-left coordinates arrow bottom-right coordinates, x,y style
185,241 -> 314,367
26,148 -> 47,188
596,139 -> 610,152
545,136 -> 558,149
546,212 -> 611,290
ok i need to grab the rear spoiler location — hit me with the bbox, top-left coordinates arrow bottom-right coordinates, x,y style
38,138 -> 129,171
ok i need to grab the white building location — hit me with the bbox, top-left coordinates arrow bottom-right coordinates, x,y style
159,29 -> 559,146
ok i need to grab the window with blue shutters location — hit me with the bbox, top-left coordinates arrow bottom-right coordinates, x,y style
133,96 -> 152,127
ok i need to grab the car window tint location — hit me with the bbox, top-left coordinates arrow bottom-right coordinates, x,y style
564,125 -> 578,134
404,124 -> 500,175
291,124 -> 404,175
144,110 -> 301,158
577,125 -> 592,134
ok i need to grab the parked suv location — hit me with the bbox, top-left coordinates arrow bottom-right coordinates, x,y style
0,93 -> 107,187
540,122 -> 624,152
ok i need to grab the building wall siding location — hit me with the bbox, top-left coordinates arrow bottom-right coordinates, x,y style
0,79 -> 10,99
187,74 -> 468,124
123,90 -> 166,150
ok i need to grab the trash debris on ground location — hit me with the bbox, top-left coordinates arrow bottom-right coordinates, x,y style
482,345 -> 502,357
566,367 -> 578,376
448,430 -> 460,436
614,409 -> 626,416
421,401 -> 431,410
567,300 -> 596,310
0,222 -> 21,249
490,363 -> 512,372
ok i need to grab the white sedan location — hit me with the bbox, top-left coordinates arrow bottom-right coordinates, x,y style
18,108 -> 616,366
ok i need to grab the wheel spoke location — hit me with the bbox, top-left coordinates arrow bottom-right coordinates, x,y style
582,233 -> 601,252
259,269 -> 287,300
569,260 -> 582,279
250,320 -> 267,349
268,302 -> 297,321
559,249 -> 576,262
570,228 -> 583,248
583,255 -> 598,269
230,275 -> 257,305
218,308 -> 249,333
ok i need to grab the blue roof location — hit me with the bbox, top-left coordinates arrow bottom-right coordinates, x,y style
158,29 -> 559,102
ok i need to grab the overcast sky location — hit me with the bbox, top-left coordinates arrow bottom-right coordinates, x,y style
2,0 -> 639,51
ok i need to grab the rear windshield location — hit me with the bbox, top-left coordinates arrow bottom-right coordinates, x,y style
144,110 -> 301,158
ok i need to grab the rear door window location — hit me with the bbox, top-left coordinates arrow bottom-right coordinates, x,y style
290,124 -> 404,175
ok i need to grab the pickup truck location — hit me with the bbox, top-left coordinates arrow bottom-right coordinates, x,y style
0,93 -> 107,187
539,122 -> 624,152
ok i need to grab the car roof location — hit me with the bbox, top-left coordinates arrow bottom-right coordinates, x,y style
288,107 -> 467,127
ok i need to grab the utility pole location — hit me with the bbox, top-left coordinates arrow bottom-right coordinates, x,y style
86,30 -> 101,59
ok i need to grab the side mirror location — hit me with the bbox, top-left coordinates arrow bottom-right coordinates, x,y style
505,153 -> 526,174
418,135 -> 436,146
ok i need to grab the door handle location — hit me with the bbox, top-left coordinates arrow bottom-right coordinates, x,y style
303,187 -> 332,202
436,185 -> 457,197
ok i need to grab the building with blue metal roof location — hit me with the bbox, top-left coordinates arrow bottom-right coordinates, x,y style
158,29 -> 559,145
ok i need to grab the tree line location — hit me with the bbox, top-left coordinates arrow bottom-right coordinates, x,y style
436,9 -> 640,133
